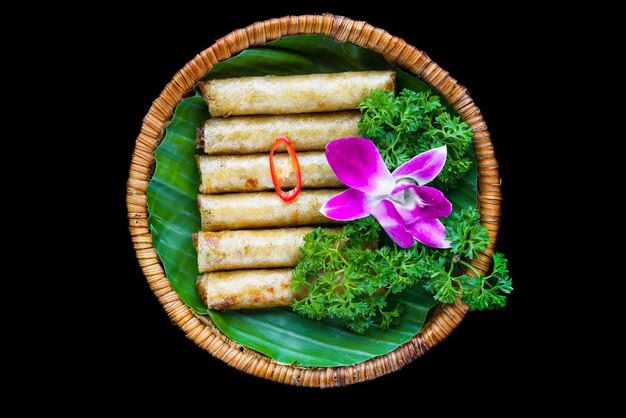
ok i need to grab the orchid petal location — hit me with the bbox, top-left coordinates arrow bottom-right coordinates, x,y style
326,137 -> 394,195
392,145 -> 447,185
371,199 -> 415,249
406,218 -> 451,249
319,189 -> 378,221
390,184 -> 452,223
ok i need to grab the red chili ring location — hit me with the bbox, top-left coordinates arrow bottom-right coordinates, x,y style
269,136 -> 302,202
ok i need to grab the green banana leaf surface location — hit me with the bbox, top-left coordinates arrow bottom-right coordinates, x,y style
146,35 -> 477,367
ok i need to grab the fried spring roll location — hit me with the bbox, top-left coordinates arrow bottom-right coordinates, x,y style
196,152 -> 341,194
198,189 -> 341,231
194,227 -> 325,272
196,111 -> 360,155
199,71 -> 396,117
197,269 -> 294,310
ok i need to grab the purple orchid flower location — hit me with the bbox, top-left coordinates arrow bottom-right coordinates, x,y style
320,137 -> 452,249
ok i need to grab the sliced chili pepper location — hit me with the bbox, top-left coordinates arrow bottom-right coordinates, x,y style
269,136 -> 302,202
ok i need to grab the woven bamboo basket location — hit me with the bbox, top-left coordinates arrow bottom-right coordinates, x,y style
126,14 -> 501,387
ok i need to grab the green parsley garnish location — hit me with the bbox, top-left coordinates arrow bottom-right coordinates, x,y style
358,89 -> 473,190
291,208 -> 511,333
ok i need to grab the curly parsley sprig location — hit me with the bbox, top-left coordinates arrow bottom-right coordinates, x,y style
358,89 -> 473,190
291,208 -> 512,333
291,217 -> 427,333
423,208 -> 512,310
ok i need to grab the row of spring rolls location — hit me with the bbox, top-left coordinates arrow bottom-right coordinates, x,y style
195,71 -> 396,310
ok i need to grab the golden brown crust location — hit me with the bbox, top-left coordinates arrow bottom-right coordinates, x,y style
198,111 -> 360,155
196,275 -> 208,305
197,228 -> 310,272
202,71 -> 395,117
198,189 -> 342,231
197,80 -> 211,99
197,269 -> 294,310
196,124 -> 205,149
197,152 -> 341,194
195,227 -> 340,272
192,232 -> 198,250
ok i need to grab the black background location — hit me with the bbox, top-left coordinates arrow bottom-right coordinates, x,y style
95,3 -> 536,403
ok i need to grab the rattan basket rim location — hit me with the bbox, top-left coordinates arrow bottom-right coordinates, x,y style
126,13 -> 502,388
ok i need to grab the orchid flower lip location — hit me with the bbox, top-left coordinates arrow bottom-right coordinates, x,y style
320,138 -> 452,249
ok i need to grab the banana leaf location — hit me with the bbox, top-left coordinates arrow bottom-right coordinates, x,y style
146,35 -> 477,367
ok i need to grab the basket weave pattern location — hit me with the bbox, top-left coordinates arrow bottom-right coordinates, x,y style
126,14 -> 501,387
